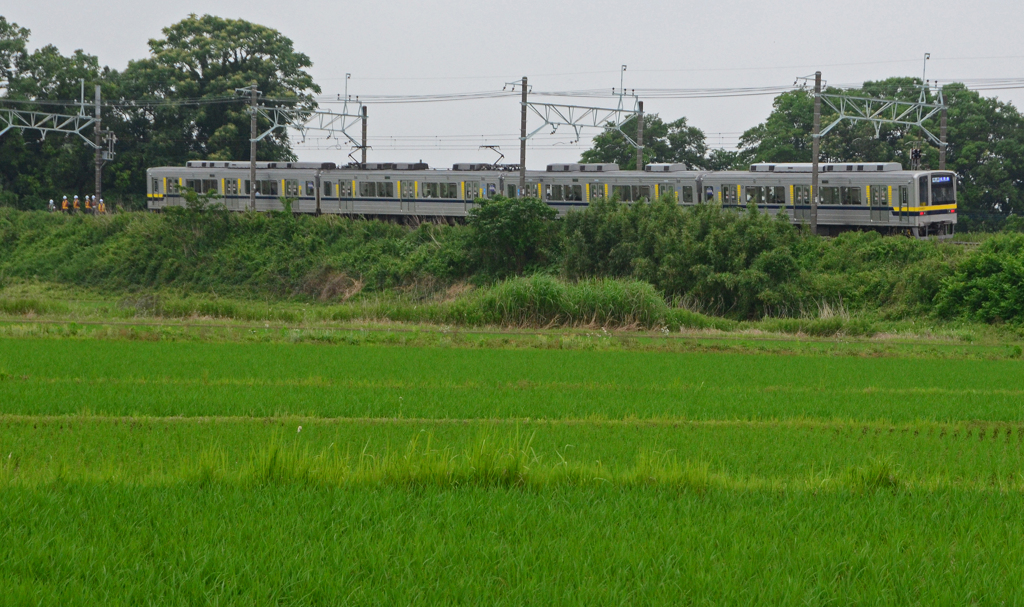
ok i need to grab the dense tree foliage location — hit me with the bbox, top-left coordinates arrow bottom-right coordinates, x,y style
466,196 -> 558,276
115,15 -> 319,169
0,14 -> 319,209
581,115 -> 709,170
0,17 -> 107,209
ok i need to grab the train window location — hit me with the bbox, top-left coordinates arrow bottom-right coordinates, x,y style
721,185 -> 738,205
566,185 -> 583,201
794,185 -> 810,205
638,185 -> 651,200
465,181 -> 479,200
745,186 -> 763,205
376,182 -> 395,198
660,185 -> 675,201
262,180 -> 278,196
820,186 -> 840,205
305,181 -> 315,196
613,185 -> 631,201
932,175 -> 955,204
225,180 -> 238,195
422,183 -> 438,198
840,187 -> 861,205
919,176 -> 929,205
506,184 -> 518,198
151,178 -> 162,194
285,180 -> 300,197
766,186 -> 785,205
682,186 -> 694,203
447,183 -> 459,199
546,184 -> 563,201
323,181 -> 333,197
869,186 -> 888,207
486,183 -> 497,198
359,182 -> 374,197
186,179 -> 218,194
704,186 -> 715,202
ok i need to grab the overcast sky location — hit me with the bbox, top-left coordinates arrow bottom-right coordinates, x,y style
6,0 -> 1024,168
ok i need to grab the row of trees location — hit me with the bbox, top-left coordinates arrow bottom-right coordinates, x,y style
0,14 -> 318,209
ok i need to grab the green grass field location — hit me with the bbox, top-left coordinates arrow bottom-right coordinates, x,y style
3,332 -> 1024,604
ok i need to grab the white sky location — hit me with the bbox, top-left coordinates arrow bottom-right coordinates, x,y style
6,0 -> 1024,168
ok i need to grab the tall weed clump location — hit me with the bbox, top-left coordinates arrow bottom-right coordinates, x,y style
563,198 -> 806,318
448,274 -> 669,328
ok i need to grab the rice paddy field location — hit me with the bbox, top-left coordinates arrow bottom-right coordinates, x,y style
3,328 -> 1024,604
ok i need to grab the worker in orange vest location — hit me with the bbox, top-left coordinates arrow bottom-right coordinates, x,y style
72,196 -> 80,213
98,198 -> 106,214
84,196 -> 92,213
61,196 -> 69,213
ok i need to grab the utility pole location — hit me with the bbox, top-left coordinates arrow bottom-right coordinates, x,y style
93,85 -> 102,204
361,106 -> 368,164
519,76 -> 527,196
636,100 -> 644,171
248,84 -> 258,212
810,71 -> 821,236
939,106 -> 947,170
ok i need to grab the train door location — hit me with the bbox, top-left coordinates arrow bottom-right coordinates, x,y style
869,185 -> 889,222
793,185 -> 810,221
898,185 -> 910,223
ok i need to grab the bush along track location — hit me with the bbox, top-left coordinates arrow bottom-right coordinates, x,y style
1,199 -> 1022,325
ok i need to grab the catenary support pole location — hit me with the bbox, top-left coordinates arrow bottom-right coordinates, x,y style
519,76 -> 527,196
811,71 -> 821,236
636,100 -> 644,171
939,107 -> 947,170
94,85 -> 102,204
361,106 -> 368,164
249,84 -> 257,211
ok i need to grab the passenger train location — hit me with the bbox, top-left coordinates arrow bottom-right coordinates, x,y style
146,160 -> 957,237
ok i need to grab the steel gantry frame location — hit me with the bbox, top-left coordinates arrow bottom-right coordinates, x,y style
507,66 -> 645,193
238,83 -> 366,211
250,103 -> 364,147
817,90 -> 946,146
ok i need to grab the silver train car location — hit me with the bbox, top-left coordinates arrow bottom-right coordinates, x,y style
146,160 -> 957,237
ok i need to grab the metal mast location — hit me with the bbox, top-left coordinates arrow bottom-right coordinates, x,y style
519,76 -> 527,195
811,72 -> 821,235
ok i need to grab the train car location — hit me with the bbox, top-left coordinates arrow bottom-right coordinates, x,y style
705,162 -> 956,237
146,159 -> 956,237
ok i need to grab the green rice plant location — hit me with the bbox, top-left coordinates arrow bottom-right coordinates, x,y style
846,455 -> 904,492
624,449 -> 712,492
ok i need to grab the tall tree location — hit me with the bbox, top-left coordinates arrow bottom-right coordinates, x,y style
581,115 -> 709,170
0,16 -> 29,84
109,14 -> 321,195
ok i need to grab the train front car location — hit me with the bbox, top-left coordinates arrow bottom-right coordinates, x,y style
916,171 -> 957,238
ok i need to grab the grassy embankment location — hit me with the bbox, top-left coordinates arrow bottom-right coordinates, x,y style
3,336 -> 1024,603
